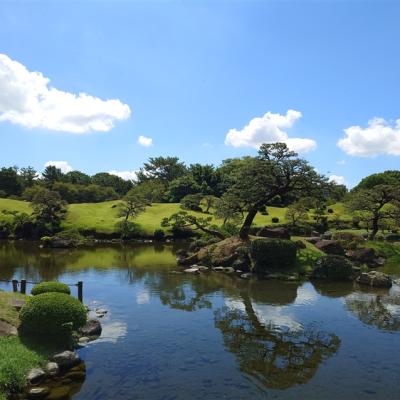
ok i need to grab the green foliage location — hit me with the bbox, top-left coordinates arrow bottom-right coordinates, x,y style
180,193 -> 203,211
153,229 -> 165,241
119,187 -> 149,222
354,171 -> 400,190
250,239 -> 297,272
31,281 -> 71,296
0,337 -> 45,398
271,217 -> 279,223
19,292 -> 86,338
92,172 -> 133,195
332,232 -> 364,250
312,255 -> 354,280
137,156 -> 187,184
168,175 -> 201,202
116,220 -> 144,239
0,167 -> 22,197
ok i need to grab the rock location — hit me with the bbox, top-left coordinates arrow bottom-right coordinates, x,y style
78,336 -> 90,345
46,386 -> 71,400
223,267 -> 235,273
95,308 -> 108,317
169,270 -> 183,274
28,387 -> 50,399
231,258 -> 251,272
375,257 -> 386,266
52,351 -> 80,370
10,298 -> 26,311
27,368 -> 46,385
356,271 -> 392,288
0,320 -> 18,337
240,273 -> 253,279
212,266 -> 224,272
346,248 -> 377,264
305,237 -> 321,244
311,255 -> 354,281
321,231 -> 333,240
63,371 -> 86,382
257,227 -> 291,240
315,240 -> 345,256
45,362 -> 59,377
184,267 -> 200,274
80,319 -> 102,337
197,265 -> 209,271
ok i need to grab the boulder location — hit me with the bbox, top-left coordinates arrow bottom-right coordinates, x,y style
305,237 -> 321,244
240,273 -> 253,279
212,266 -> 224,272
79,318 -> 102,337
257,227 -> 291,240
52,351 -> 80,370
197,265 -> 209,271
27,368 -> 46,385
45,362 -> 59,377
184,267 -> 200,274
0,320 -> 17,337
28,387 -> 50,399
315,240 -> 345,256
95,308 -> 108,318
346,248 -> 377,264
356,271 -> 392,288
223,267 -> 235,273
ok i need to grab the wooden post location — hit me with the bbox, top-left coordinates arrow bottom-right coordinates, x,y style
20,280 -> 26,295
12,280 -> 18,292
77,281 -> 83,303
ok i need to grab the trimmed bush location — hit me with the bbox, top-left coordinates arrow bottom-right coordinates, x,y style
31,281 -> 71,296
153,229 -> 165,241
327,208 -> 334,214
250,239 -> 297,272
271,217 -> 279,223
19,293 -> 86,338
311,255 -> 354,280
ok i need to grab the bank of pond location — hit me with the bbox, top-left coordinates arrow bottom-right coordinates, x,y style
1,240 -> 400,399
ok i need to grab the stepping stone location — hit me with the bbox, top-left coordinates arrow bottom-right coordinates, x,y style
10,298 -> 26,311
0,320 -> 18,336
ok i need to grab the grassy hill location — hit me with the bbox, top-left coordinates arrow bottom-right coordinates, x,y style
0,198 -> 351,236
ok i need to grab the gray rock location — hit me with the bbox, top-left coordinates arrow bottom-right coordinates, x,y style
28,387 -> 50,399
27,368 -> 46,385
315,240 -> 345,256
0,320 -> 17,337
223,267 -> 235,273
78,336 -> 90,345
240,273 -> 253,279
197,265 -> 209,271
213,266 -> 224,272
80,319 -> 102,337
52,351 -> 80,370
356,271 -> 392,288
257,227 -> 291,239
305,237 -> 321,244
95,308 -> 108,316
45,362 -> 59,376
184,267 -> 200,274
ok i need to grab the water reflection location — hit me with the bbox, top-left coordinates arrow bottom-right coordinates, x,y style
346,285 -> 400,332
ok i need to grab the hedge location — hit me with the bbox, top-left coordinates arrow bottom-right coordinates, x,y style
31,281 -> 71,296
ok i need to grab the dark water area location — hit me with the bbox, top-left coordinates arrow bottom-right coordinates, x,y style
1,241 -> 400,400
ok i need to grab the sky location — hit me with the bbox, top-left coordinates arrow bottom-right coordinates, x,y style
1,0 -> 400,187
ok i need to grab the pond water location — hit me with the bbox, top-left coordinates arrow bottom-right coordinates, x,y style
1,241 -> 400,400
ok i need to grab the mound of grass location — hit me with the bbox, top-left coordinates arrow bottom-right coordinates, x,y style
0,336 -> 46,398
0,291 -> 26,328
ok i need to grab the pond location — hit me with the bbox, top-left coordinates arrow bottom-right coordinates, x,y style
1,241 -> 400,400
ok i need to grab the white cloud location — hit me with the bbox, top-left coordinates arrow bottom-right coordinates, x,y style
45,160 -> 73,173
329,174 -> 347,186
338,117 -> 400,157
0,53 -> 131,133
138,135 -> 153,147
109,170 -> 137,181
225,109 -> 317,153
337,160 -> 347,165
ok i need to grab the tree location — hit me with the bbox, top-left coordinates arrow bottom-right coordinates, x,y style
19,166 -> 38,189
42,165 -> 64,185
221,143 -> 324,239
65,170 -> 91,185
92,172 -> 132,195
202,195 -> 219,213
133,180 -> 166,203
180,193 -> 203,211
161,211 -> 225,239
168,175 -> 201,202
136,157 -> 187,183
119,188 -> 149,221
346,184 -> 400,239
355,170 -> 400,190
31,189 -> 67,234
285,201 -> 309,227
0,167 -> 22,196
214,192 -> 243,226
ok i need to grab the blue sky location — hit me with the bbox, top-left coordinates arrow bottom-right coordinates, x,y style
1,0 -> 400,187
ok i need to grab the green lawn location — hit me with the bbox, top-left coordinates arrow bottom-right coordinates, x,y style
0,198 -> 353,236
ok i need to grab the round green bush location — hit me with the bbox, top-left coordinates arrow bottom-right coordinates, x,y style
19,293 -> 86,337
250,239 -> 297,272
31,281 -> 71,296
312,255 -> 354,280
271,217 -> 279,223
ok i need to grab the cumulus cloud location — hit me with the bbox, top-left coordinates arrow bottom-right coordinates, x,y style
329,174 -> 347,186
138,135 -> 153,147
45,160 -> 73,173
338,117 -> 400,157
109,170 -> 137,181
225,109 -> 317,153
0,53 -> 131,133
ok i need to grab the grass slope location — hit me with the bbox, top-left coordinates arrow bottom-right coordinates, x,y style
0,198 -> 351,235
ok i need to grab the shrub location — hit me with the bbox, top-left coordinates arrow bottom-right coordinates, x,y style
153,229 -> 165,241
180,193 -> 203,211
271,217 -> 279,223
19,293 -> 86,338
311,255 -> 354,280
332,232 -> 364,250
327,208 -> 334,214
31,282 -> 71,296
250,239 -> 297,272
116,220 -> 143,239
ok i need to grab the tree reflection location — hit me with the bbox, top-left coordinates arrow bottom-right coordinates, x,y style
214,298 -> 340,389
346,286 -> 400,331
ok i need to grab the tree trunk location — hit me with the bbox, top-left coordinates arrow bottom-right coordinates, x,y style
369,215 -> 379,240
239,206 -> 258,239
